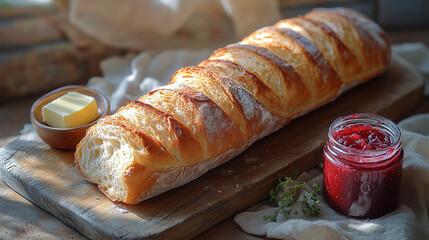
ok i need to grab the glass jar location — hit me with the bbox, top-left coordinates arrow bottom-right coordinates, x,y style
323,113 -> 403,219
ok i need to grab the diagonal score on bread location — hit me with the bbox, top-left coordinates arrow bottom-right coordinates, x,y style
75,8 -> 391,204
207,44 -> 311,118
240,26 -> 342,109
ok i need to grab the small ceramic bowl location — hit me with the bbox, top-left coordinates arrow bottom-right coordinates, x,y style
30,85 -> 110,149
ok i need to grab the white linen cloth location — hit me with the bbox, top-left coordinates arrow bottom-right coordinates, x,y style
234,114 -> 429,239
87,49 -> 214,112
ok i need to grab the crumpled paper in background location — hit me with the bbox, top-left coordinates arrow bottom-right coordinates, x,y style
64,0 -> 280,50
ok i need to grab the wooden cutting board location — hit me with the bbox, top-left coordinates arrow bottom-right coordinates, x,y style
0,55 -> 424,240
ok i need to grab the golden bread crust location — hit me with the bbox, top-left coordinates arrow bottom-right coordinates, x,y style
198,59 -> 283,116
75,8 -> 391,204
275,16 -> 362,84
209,44 -> 312,118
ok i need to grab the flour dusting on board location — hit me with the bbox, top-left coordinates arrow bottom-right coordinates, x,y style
115,207 -> 130,215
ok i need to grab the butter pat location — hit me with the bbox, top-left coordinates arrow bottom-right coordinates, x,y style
42,91 -> 99,128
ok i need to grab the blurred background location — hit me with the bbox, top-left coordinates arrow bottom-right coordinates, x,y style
0,0 -> 428,143
0,0 -> 428,100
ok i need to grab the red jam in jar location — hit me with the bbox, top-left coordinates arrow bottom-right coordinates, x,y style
323,113 -> 403,219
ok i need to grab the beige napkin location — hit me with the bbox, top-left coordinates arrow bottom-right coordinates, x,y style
234,113 -> 429,240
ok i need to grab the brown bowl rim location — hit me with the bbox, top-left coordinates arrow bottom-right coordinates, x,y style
30,85 -> 110,131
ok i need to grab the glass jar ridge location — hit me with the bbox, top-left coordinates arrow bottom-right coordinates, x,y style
323,113 -> 403,219
326,113 -> 402,165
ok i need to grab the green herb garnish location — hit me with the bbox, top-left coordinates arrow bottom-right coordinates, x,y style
264,176 -> 322,222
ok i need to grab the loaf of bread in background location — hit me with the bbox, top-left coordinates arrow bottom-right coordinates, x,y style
75,8 -> 391,204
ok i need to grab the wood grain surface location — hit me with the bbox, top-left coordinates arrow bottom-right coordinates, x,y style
0,55 -> 424,240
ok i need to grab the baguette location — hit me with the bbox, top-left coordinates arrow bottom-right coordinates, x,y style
75,8 -> 391,204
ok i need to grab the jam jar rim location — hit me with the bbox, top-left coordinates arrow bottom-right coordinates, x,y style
327,113 -> 402,165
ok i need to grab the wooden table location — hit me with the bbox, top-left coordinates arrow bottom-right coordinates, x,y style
0,30 -> 428,240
